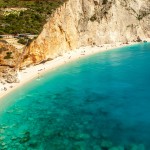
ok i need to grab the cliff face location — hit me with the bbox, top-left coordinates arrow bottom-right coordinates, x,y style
22,0 -> 150,66
0,42 -> 20,67
0,41 -> 20,83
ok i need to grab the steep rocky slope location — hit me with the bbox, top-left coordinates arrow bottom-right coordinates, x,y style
0,41 -> 20,83
18,0 -> 150,66
0,41 -> 20,67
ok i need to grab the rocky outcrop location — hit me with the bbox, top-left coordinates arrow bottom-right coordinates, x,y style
0,41 -> 20,83
0,67 -> 19,83
22,0 -> 150,66
0,41 -> 20,67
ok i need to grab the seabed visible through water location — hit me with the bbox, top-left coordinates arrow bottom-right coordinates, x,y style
0,43 -> 150,150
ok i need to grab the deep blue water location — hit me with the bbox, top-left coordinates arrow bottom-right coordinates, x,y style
0,43 -> 150,150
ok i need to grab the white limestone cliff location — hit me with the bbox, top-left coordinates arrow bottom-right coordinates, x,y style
22,0 -> 150,66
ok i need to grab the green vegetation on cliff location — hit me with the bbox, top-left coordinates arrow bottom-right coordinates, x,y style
0,0 -> 67,34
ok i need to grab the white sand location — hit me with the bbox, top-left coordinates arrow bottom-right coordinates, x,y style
0,41 -> 149,100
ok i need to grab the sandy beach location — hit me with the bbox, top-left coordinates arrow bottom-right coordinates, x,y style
0,40 -> 150,100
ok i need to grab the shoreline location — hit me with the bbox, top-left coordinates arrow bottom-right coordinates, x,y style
0,41 -> 150,100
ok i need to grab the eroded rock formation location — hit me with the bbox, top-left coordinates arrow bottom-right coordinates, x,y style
22,0 -> 150,66
0,41 -> 20,83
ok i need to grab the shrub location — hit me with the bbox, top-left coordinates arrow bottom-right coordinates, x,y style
90,14 -> 97,22
18,38 -> 28,45
4,52 -> 13,59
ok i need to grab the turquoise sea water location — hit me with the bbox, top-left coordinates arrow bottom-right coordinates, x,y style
0,43 -> 150,150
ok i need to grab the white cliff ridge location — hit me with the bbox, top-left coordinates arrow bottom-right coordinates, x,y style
22,0 -> 150,66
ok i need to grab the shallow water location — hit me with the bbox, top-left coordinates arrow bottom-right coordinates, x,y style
0,43 -> 150,150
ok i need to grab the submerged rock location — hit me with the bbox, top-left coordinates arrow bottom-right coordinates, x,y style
93,145 -> 102,150
19,131 -> 31,144
11,137 -> 18,141
69,132 -> 90,140
100,140 -> 113,149
126,143 -> 145,150
0,136 -> 5,141
129,144 -> 145,150
28,141 -> 38,148
74,141 -> 86,150
109,146 -> 124,150
0,129 -> 5,134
